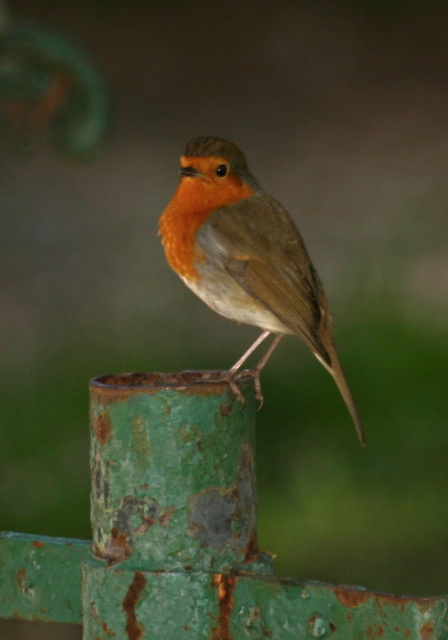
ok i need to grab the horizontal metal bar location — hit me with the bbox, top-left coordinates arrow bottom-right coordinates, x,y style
0,531 -> 90,624
2,530 -> 448,638
82,561 -> 448,640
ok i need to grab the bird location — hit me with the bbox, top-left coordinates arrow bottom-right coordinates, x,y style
159,136 -> 366,446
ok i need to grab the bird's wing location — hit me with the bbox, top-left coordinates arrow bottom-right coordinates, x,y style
197,192 -> 334,366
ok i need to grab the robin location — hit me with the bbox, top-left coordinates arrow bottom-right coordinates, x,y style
159,136 -> 366,445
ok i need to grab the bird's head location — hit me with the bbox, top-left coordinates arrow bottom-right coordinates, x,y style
179,136 -> 260,191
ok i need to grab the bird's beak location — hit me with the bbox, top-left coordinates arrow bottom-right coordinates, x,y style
179,166 -> 200,178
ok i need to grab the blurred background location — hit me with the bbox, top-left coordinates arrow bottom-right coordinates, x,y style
1,0 -> 447,637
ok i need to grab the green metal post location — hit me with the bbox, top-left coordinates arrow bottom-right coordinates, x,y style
88,371 -> 271,574
82,370 -> 272,639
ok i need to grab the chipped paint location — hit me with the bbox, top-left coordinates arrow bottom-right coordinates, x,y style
95,496 -> 174,564
189,488 -> 238,550
308,613 -> 329,637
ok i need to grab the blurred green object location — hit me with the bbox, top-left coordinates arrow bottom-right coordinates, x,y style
0,2 -> 110,158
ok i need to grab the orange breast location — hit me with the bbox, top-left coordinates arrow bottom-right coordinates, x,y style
159,175 -> 254,280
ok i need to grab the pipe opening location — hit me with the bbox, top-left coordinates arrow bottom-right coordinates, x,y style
91,370 -> 253,390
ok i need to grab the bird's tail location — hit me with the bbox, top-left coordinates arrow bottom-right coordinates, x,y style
315,348 -> 366,446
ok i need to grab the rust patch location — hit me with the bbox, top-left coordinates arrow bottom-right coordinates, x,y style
366,625 -> 384,638
93,412 -> 112,446
133,517 -> 157,536
90,370 -> 254,405
334,587 -> 371,608
334,587 -> 438,621
421,622 -> 434,640
111,527 -> 130,548
32,540 -> 45,548
160,505 -> 175,526
219,403 -> 232,417
17,568 -> 27,593
378,594 -> 409,612
244,530 -> 259,562
211,574 -> 236,640
95,527 -> 132,564
123,571 -> 147,640
101,620 -> 117,637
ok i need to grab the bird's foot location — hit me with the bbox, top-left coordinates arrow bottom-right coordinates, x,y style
252,369 -> 264,411
225,373 -> 246,407
223,368 -> 264,411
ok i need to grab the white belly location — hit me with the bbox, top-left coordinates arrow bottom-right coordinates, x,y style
181,272 -> 290,335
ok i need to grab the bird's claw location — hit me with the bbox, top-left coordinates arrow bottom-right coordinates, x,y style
224,368 -> 265,411
252,369 -> 264,410
226,375 -> 245,409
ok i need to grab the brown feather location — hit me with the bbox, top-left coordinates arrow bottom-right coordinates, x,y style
197,192 -> 366,445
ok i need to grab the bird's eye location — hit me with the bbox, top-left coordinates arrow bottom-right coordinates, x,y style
215,164 -> 228,177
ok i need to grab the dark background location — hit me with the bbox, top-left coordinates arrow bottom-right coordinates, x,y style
1,1 -> 448,637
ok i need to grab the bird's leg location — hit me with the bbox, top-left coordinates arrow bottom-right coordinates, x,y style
225,331 -> 283,408
228,330 -> 271,377
224,331 -> 271,404
251,334 -> 283,408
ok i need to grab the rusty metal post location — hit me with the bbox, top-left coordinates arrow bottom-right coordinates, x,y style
82,370 -> 273,639
88,371 -> 271,573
